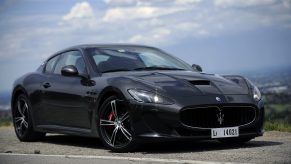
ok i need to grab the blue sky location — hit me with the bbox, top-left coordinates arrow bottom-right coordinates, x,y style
0,0 -> 291,91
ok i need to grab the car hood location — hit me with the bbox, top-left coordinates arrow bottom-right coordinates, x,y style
103,71 -> 250,96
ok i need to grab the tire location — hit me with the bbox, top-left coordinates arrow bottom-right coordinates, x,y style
12,94 -> 45,142
97,96 -> 138,152
218,137 -> 253,144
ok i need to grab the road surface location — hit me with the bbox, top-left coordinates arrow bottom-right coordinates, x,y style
0,127 -> 290,163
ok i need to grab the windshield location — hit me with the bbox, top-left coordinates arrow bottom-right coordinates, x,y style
86,46 -> 193,73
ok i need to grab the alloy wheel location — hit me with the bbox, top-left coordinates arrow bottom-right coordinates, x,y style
14,98 -> 29,136
99,100 -> 132,148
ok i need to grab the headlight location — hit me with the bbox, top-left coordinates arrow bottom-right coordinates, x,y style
128,89 -> 174,104
246,78 -> 262,101
252,85 -> 262,101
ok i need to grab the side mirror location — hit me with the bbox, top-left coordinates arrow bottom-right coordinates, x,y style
61,65 -> 79,77
192,64 -> 203,72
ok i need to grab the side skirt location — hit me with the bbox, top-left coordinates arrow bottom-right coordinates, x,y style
36,125 -> 97,138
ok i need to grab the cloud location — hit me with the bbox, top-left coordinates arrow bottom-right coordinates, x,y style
175,0 -> 201,5
103,0 -> 136,6
62,1 -> 94,21
102,6 -> 187,22
213,0 -> 277,8
0,0 -> 18,13
1,0 -> 290,56
103,0 -> 179,6
103,0 -> 202,7
282,0 -> 291,8
1,0 -> 291,91
128,28 -> 171,44
1,0 -> 291,60
175,22 -> 201,31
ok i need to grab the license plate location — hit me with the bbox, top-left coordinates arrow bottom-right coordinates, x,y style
211,127 -> 239,138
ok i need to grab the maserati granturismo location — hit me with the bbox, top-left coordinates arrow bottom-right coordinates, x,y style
11,44 -> 264,152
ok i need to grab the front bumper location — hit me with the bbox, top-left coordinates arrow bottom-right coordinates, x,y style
128,96 -> 264,142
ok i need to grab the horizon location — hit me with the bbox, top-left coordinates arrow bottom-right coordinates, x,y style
0,64 -> 290,94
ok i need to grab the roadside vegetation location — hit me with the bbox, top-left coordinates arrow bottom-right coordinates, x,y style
263,93 -> 291,132
0,117 -> 12,127
264,120 -> 291,132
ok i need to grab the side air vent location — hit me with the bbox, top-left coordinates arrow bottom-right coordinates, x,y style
188,80 -> 210,85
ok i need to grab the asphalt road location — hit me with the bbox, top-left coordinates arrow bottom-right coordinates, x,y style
0,127 -> 290,164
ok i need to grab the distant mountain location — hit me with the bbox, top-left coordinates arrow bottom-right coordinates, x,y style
240,66 -> 291,94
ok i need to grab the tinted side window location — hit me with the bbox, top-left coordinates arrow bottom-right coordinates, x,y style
89,49 -> 145,73
54,51 -> 86,75
45,55 -> 60,73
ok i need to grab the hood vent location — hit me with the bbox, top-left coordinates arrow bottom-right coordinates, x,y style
188,80 -> 210,86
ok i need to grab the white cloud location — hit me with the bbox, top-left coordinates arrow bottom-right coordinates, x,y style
103,0 -> 170,6
175,22 -> 200,31
1,0 -> 291,61
282,0 -> 291,8
214,0 -> 277,8
1,0 -> 291,91
104,0 -> 202,7
103,0 -> 136,6
102,6 -> 187,22
197,29 -> 210,36
62,1 -> 94,21
175,0 -> 201,5
128,28 -> 171,44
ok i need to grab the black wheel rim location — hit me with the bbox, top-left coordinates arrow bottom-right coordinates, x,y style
14,98 -> 29,136
99,100 -> 132,148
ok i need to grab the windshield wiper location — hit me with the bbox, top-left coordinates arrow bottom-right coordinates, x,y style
101,69 -> 131,73
134,66 -> 185,71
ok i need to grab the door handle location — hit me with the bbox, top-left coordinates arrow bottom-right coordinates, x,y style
42,82 -> 51,88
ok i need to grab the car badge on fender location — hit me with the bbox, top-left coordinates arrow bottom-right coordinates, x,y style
216,97 -> 221,102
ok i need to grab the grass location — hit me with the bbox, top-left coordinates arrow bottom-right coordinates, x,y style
264,120 -> 291,132
0,118 -> 12,127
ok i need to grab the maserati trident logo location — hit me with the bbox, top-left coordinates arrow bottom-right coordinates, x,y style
216,97 -> 221,102
217,110 -> 224,125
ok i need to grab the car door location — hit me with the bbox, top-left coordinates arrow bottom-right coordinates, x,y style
40,50 -> 92,129
34,54 -> 60,127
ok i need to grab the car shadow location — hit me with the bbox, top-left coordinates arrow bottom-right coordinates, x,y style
40,134 -> 282,154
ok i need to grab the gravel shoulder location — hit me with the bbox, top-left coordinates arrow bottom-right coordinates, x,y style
0,127 -> 290,163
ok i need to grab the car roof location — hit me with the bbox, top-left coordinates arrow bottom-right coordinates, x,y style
46,44 -> 158,62
67,44 -> 156,50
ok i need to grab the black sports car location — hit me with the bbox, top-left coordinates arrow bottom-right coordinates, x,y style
11,44 -> 264,152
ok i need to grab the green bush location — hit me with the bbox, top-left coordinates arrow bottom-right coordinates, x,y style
264,120 -> 291,132
264,103 -> 291,124
0,118 -> 12,127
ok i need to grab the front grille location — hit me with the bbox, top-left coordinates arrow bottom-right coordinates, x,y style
180,106 -> 256,128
